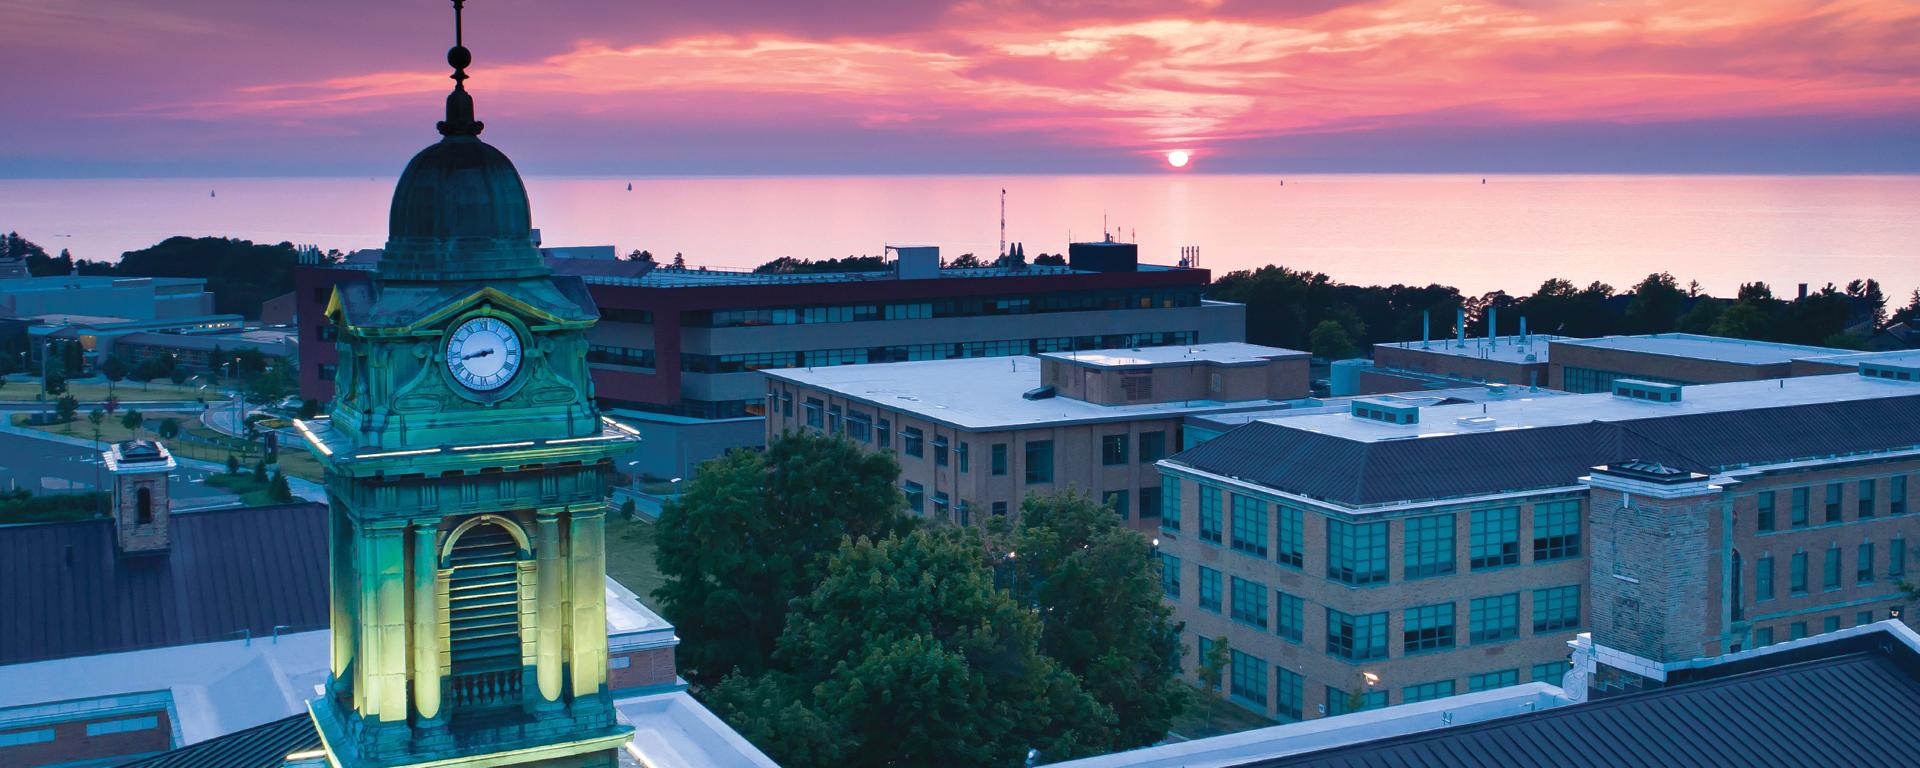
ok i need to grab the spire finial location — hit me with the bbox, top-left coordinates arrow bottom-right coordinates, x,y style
437,0 -> 483,137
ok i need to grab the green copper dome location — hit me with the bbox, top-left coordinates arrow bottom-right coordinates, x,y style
380,133 -> 548,281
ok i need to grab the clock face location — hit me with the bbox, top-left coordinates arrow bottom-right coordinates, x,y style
445,316 -> 523,392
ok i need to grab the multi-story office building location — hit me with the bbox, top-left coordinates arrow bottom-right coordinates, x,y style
1154,362 -> 1920,721
1364,334 -> 1561,394
296,243 -> 1243,478
763,343 -> 1307,532
1547,333 -> 1849,392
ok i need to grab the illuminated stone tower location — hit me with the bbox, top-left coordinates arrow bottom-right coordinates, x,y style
301,3 -> 637,765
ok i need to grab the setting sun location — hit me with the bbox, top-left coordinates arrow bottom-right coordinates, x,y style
1166,150 -> 1190,168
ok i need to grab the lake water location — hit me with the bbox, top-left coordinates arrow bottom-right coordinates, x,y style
3,174 -> 1916,298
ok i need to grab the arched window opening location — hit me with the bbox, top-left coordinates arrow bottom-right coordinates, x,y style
1731,549 -> 1745,623
135,487 -> 153,524
446,519 -> 524,710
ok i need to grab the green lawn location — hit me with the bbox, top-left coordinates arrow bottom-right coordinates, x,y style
205,472 -> 277,506
0,376 -> 223,403
605,513 -> 667,607
10,411 -> 326,483
1167,686 -> 1277,741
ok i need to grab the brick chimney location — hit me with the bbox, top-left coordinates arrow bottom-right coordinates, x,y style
102,440 -> 175,555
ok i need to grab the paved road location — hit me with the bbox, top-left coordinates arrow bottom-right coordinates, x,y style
0,430 -> 240,510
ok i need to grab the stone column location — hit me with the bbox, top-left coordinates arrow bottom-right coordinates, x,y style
535,507 -> 566,705
411,522 -> 443,722
363,522 -> 410,722
568,504 -> 610,698
328,503 -> 356,705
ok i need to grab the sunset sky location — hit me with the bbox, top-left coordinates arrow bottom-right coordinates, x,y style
2,0 -> 1916,176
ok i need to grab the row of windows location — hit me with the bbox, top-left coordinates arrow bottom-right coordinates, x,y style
1751,607 -> 1901,648
586,344 -> 656,370
690,331 -> 1200,374
1172,483 -> 1581,587
1754,477 -> 1911,533
695,288 -> 1204,328
1212,646 -> 1569,721
1188,561 -> 1582,662
1750,537 -> 1905,602
1558,366 -> 1685,394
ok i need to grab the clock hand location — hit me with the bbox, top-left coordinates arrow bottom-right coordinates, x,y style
460,349 -> 495,361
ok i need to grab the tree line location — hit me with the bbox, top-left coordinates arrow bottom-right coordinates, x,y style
2,232 -> 323,319
653,432 -> 1186,768
1208,265 -> 1916,360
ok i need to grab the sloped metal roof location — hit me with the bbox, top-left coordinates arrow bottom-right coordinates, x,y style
117,713 -> 321,768
0,502 -> 329,666
1234,632 -> 1920,768
1168,394 -> 1920,507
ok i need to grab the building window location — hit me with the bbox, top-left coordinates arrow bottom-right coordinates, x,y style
1230,650 -> 1268,706
1025,440 -> 1054,483
876,419 -> 891,449
934,491 -> 950,521
1532,661 -> 1570,683
1470,593 -> 1520,643
957,442 -> 969,473
1757,556 -> 1775,601
1893,476 -> 1908,515
1823,615 -> 1841,633
903,427 -> 925,458
1757,491 -> 1776,532
803,398 -> 823,428
1859,542 -> 1876,585
991,443 -> 1007,475
1403,513 -> 1455,579
1198,566 -> 1222,613
1894,536 -> 1907,577
85,716 -> 158,736
1161,475 -> 1181,531
1276,505 -> 1305,568
1791,487 -> 1809,528
1468,669 -> 1519,692
1403,602 -> 1456,654
1326,687 -> 1388,715
1859,610 -> 1875,626
1532,585 -> 1580,632
0,728 -> 54,747
1230,495 -> 1269,557
1824,544 -> 1842,590
1826,483 -> 1844,523
1403,680 -> 1456,704
1469,507 -> 1520,569
933,436 -> 949,466
1139,484 -> 1161,520
1327,519 -> 1389,586
1276,667 -> 1304,721
1232,576 -> 1269,629
846,412 -> 872,442
135,487 -> 153,524
1755,626 -> 1774,646
1326,608 -> 1388,662
1277,591 -> 1304,643
992,501 -> 1008,517
1140,431 -> 1167,463
1790,621 -> 1807,640
904,482 -> 924,514
1790,551 -> 1808,594
1198,486 -> 1224,545
1860,480 -> 1877,518
1532,500 -> 1581,562
826,405 -> 842,434
1104,489 -> 1130,518
957,500 -> 971,527
1161,553 -> 1181,598
1102,434 -> 1129,465
780,391 -> 793,418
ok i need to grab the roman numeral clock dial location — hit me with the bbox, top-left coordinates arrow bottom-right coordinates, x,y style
445,316 -> 523,392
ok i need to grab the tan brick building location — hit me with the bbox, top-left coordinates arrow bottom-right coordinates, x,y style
763,343 -> 1308,531
1547,333 -> 1849,392
1157,365 -> 1920,720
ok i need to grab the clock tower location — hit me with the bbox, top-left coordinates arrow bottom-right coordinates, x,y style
299,3 -> 637,766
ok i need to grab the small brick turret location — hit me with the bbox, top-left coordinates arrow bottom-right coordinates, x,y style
103,440 -> 175,555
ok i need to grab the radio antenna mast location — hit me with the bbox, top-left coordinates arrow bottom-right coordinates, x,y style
998,188 -> 1007,259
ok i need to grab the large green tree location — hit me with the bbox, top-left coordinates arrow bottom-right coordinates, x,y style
987,492 -> 1188,752
708,527 -> 1112,768
653,431 -> 911,686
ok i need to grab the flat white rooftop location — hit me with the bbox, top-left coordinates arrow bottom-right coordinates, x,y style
1794,348 -> 1920,368
1264,372 -> 1919,443
1039,342 -> 1306,369
1554,332 -> 1847,365
1194,387 -> 1573,429
1375,334 -> 1562,364
765,355 -> 1291,431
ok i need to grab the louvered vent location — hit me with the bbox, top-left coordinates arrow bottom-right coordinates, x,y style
447,522 -> 523,708
1121,375 -> 1153,401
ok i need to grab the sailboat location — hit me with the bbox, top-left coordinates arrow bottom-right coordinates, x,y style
210,189 -> 216,197
627,182 -> 633,191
